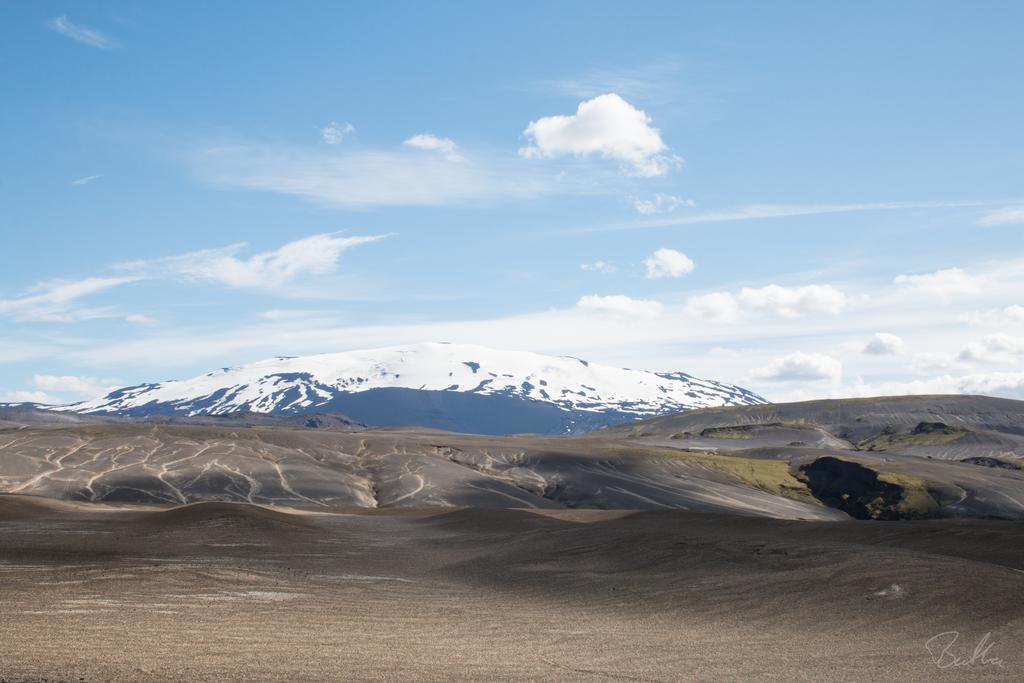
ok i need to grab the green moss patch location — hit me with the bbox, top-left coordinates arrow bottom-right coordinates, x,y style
857,422 -> 968,451
605,446 -> 816,504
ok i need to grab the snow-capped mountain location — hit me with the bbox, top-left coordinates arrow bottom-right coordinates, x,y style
65,342 -> 767,434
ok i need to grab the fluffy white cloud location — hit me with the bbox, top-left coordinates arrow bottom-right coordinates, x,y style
580,260 -> 616,274
894,267 -> 981,301
751,352 -> 843,383
403,134 -> 462,161
46,16 -> 113,49
685,292 -> 740,323
0,276 -> 139,323
643,248 -> 694,279
738,284 -> 847,318
633,194 -> 693,215
575,294 -> 663,319
862,332 -> 904,355
958,334 -> 1024,364
520,94 -> 679,176
123,233 -> 383,289
979,206 -> 1024,226
320,121 -> 354,145
947,372 -> 1024,398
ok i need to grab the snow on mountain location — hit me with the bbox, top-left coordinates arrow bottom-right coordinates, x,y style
63,342 -> 767,434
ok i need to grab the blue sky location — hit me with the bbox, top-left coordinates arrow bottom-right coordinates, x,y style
2,1 -> 1024,404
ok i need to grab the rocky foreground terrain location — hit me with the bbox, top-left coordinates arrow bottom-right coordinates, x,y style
1,395 -> 1023,680
0,497 -> 1021,681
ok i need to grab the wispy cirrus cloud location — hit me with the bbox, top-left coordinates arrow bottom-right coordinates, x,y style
46,16 -> 115,49
0,276 -> 139,323
582,199 -> 1024,233
979,206 -> 1024,226
632,194 -> 693,215
70,174 -> 103,186
118,233 -> 385,289
1,234 -> 382,325
190,143 -> 559,208
535,60 -> 686,104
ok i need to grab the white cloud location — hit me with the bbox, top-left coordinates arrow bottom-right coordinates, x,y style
46,16 -> 114,49
122,233 -> 383,289
845,372 -> 1024,401
70,174 -> 103,186
738,284 -> 847,318
537,61 -> 684,103
1,375 -> 119,406
751,352 -> 843,383
520,93 -> 679,176
912,352 -> 957,372
320,121 -> 354,145
584,199 -> 1018,234
963,304 -> 1024,326
575,294 -> 663,319
633,194 -> 693,215
29,253 -> 1024,407
0,390 -> 62,405
945,372 -> 1024,398
32,374 -> 118,400
0,276 -> 139,323
862,332 -> 904,355
958,334 -> 1024,364
192,143 -> 555,208
643,248 -> 694,279
403,134 -> 462,161
1,235 -> 380,327
979,206 -> 1024,226
258,309 -> 324,321
685,292 -> 740,323
894,267 -> 981,302
580,260 -> 616,274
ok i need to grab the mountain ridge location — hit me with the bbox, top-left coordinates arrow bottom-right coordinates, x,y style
58,342 -> 767,434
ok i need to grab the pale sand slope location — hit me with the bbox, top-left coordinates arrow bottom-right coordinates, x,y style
0,497 -> 1021,681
